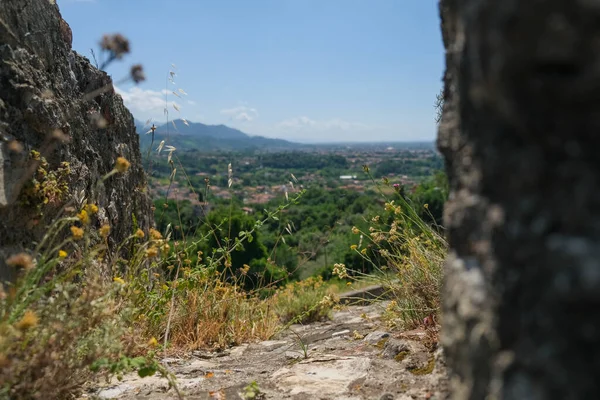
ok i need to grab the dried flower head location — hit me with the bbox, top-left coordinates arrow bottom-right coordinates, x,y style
6,253 -> 35,270
130,64 -> 145,84
135,229 -> 145,239
149,228 -> 162,240
100,33 -> 130,59
332,263 -> 348,279
115,157 -> 130,173
146,247 -> 159,258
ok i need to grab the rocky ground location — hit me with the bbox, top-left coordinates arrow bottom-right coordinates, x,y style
81,300 -> 448,400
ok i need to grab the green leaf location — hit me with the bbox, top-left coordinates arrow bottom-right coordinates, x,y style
130,357 -> 147,368
138,366 -> 157,378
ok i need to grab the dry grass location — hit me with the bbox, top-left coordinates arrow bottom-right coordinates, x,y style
140,275 -> 280,351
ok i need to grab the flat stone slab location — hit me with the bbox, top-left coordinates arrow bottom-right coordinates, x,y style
271,355 -> 371,397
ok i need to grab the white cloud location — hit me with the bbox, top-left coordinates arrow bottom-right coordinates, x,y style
115,86 -> 177,122
220,106 -> 259,122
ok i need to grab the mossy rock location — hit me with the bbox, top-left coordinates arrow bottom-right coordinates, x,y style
408,356 -> 435,375
394,350 -> 410,362
375,338 -> 389,349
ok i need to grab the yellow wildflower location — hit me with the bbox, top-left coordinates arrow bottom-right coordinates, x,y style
113,276 -> 125,285
70,226 -> 84,240
147,337 -> 159,347
149,228 -> 162,240
135,229 -> 145,239
58,250 -> 67,259
99,224 -> 111,238
161,243 -> 170,256
146,247 -> 159,258
424,203 -> 429,209
352,226 -> 359,235
361,248 -> 367,255
115,156 -> 130,173
15,310 -> 38,331
6,253 -> 34,270
350,244 -> 358,250
85,204 -> 99,214
77,209 -> 90,224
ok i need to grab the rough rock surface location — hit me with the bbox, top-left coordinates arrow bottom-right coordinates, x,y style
82,302 -> 449,400
0,0 -> 152,279
438,0 -> 600,398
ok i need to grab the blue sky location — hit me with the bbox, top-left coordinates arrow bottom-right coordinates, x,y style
58,0 -> 444,143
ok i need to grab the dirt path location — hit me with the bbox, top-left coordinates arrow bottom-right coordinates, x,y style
82,301 -> 448,400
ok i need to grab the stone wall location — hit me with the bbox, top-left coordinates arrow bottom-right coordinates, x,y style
0,0 -> 153,279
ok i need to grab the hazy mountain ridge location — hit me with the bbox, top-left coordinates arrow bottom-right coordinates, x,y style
136,119 -> 303,151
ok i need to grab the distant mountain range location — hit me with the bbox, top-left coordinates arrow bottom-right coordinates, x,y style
135,119 -> 437,152
136,119 -> 301,152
